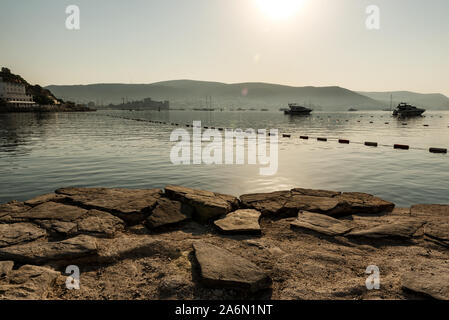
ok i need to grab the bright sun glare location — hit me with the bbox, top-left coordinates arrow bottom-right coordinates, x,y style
255,0 -> 305,20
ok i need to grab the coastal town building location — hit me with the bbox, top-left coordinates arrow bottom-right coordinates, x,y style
0,76 -> 36,107
108,97 -> 169,110
138,97 -> 169,110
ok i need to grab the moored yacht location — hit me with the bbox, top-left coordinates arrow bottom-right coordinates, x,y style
393,102 -> 426,117
284,103 -> 312,115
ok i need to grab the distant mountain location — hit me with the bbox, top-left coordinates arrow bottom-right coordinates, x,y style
358,91 -> 449,110
46,80 -> 383,110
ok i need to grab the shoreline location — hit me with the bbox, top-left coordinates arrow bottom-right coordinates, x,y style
0,185 -> 448,300
0,105 -> 96,113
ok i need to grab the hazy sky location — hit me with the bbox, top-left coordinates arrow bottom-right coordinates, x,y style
1,0 -> 448,95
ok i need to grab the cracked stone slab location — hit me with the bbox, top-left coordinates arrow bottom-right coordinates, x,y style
391,207 -> 411,216
0,201 -> 31,222
402,262 -> 449,299
0,235 -> 98,264
337,192 -> 395,215
411,204 -> 449,218
24,193 -> 67,207
14,201 -> 88,222
423,219 -> 449,247
240,188 -> 394,217
0,223 -> 47,248
29,209 -> 124,238
193,242 -> 271,292
36,220 -> 77,235
284,195 -> 342,216
0,265 -> 60,300
290,211 -> 353,236
291,188 -> 341,198
214,209 -> 262,235
346,219 -> 424,239
75,209 -> 125,238
165,185 -> 238,222
145,198 -> 192,229
55,187 -> 162,224
240,190 -> 291,215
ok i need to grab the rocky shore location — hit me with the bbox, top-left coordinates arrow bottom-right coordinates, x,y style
0,185 -> 448,300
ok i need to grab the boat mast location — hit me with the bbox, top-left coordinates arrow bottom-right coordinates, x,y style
390,94 -> 393,111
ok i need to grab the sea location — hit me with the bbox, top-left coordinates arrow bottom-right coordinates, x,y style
1,109 -> 448,207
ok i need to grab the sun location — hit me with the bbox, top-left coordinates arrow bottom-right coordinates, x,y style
255,0 -> 305,20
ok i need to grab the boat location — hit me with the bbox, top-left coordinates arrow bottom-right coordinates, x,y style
348,108 -> 358,112
284,103 -> 312,115
392,102 -> 426,117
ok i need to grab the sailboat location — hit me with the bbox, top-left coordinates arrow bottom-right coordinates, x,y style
193,96 -> 215,111
382,94 -> 394,111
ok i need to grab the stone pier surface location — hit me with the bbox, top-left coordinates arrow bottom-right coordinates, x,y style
0,186 -> 448,300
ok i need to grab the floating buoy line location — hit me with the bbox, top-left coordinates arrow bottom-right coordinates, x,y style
104,114 -> 448,155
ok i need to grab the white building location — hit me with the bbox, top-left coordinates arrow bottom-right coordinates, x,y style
0,76 -> 36,107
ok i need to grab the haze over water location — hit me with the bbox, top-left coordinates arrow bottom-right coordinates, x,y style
1,109 -> 448,207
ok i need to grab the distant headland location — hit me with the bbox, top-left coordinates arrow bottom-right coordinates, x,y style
0,67 -> 94,113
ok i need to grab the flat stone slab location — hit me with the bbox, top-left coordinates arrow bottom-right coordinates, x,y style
75,209 -> 125,238
402,263 -> 449,299
411,204 -> 449,218
409,205 -> 449,246
37,220 -> 77,236
14,202 -> 88,222
347,219 -> 424,239
24,193 -> 67,207
423,219 -> 449,247
0,201 -> 31,222
291,188 -> 341,198
0,201 -> 30,215
239,191 -> 291,215
55,187 -> 162,223
0,261 -> 14,277
214,209 -> 262,235
391,207 -> 411,216
0,223 -> 47,248
165,185 -> 238,222
145,198 -> 191,229
240,188 -> 394,217
193,242 -> 271,292
0,235 -> 98,264
0,265 -> 60,300
337,192 -> 395,215
285,195 -> 341,215
290,211 -> 353,236
10,205 -> 125,238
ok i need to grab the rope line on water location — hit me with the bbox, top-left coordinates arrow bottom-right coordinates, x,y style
104,114 -> 448,155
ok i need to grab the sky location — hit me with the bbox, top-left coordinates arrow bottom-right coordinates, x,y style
1,0 -> 448,95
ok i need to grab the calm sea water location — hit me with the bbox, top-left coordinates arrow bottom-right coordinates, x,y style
1,110 -> 448,207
